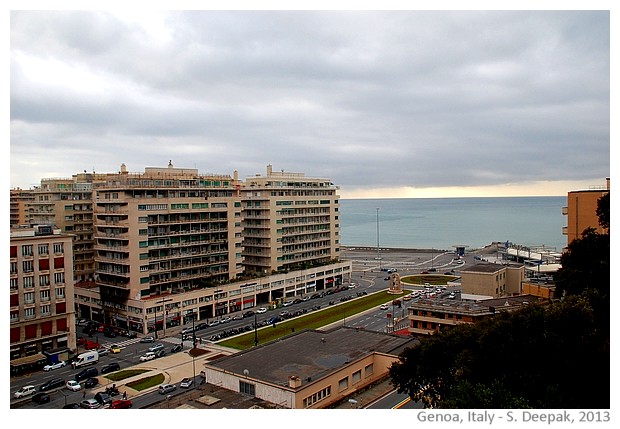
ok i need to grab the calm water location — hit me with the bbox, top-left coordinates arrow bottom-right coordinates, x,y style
339,197 -> 567,252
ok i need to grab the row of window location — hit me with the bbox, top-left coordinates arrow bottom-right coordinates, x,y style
11,243 -> 64,258
11,273 -> 65,288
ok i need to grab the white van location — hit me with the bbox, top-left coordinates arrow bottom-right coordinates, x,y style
71,350 -> 99,369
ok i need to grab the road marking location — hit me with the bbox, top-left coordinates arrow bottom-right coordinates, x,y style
392,396 -> 411,409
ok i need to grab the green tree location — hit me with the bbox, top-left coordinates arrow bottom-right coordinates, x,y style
389,297 -> 609,408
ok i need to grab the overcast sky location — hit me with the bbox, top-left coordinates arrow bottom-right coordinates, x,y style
8,7 -> 612,198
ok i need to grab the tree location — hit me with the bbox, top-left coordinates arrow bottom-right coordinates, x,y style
596,192 -> 609,230
389,297 -> 609,408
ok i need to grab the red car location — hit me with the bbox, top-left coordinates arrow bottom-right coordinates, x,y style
110,399 -> 132,409
84,340 -> 100,350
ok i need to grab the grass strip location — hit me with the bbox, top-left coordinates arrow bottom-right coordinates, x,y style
217,289 -> 408,350
105,368 -> 150,382
125,373 -> 165,391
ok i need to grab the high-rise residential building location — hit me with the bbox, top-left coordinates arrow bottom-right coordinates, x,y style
29,174 -> 97,285
242,165 -> 341,274
89,162 -> 244,327
562,177 -> 610,245
12,162 -> 350,336
9,188 -> 34,227
9,225 -> 76,362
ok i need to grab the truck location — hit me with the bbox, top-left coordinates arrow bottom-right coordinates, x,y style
71,350 -> 99,369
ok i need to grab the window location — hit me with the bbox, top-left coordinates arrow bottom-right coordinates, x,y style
22,245 -> 33,256
40,289 -> 50,301
22,260 -> 34,273
239,380 -> 255,396
53,243 -> 63,254
55,288 -> 65,299
10,278 -> 18,290
352,369 -> 362,383
365,363 -> 374,376
23,276 -> 35,289
40,304 -> 51,316
10,262 -> 17,274
54,272 -> 65,284
24,292 -> 35,304
39,274 -> 50,287
338,377 -> 348,392
24,307 -> 36,319
38,244 -> 49,255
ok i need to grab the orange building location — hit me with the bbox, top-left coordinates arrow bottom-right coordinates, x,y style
562,178 -> 609,245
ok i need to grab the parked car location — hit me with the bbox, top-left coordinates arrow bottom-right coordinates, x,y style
170,344 -> 183,353
208,319 -> 220,327
179,377 -> 193,388
14,385 -> 36,399
140,352 -> 156,362
110,399 -> 133,409
94,392 -> 113,406
140,336 -> 155,343
256,307 -> 267,314
40,378 -> 64,391
75,367 -> 98,381
62,403 -> 81,409
220,316 -> 231,323
101,362 -> 121,374
158,383 -> 176,394
83,377 -> 99,389
155,349 -> 166,358
148,343 -> 164,352
80,398 -> 101,409
43,360 -> 67,371
32,392 -> 50,405
195,322 -> 208,331
66,380 -> 81,391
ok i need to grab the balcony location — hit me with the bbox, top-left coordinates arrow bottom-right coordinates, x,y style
562,226 -> 568,235
562,206 -> 568,215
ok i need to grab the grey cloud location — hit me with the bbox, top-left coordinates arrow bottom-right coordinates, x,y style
10,10 -> 610,193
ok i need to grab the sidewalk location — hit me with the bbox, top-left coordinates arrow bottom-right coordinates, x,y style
331,377 -> 396,409
94,342 -> 237,400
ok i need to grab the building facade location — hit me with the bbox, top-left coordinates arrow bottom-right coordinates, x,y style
460,262 -> 525,297
407,295 -> 546,336
562,177 -> 610,245
29,174 -> 97,285
9,226 -> 76,360
11,162 -> 346,338
9,188 -> 34,227
241,165 -> 341,274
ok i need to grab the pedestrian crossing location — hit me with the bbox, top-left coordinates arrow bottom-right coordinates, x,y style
98,336 -> 181,349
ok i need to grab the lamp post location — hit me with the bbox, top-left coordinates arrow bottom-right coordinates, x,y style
155,297 -> 172,339
376,208 -> 381,270
254,313 -> 258,347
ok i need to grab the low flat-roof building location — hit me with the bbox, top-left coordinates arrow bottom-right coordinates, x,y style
407,294 -> 547,336
202,327 -> 416,409
461,262 -> 525,297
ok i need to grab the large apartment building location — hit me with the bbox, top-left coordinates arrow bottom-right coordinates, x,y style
29,175 -> 97,285
562,177 -> 610,245
9,188 -> 34,227
12,162 -> 348,337
9,226 -> 76,362
242,164 -> 341,274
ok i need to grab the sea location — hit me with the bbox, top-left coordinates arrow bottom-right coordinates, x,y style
338,196 -> 567,252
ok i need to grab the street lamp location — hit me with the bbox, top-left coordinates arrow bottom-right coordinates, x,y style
254,313 -> 258,347
154,297 -> 172,339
